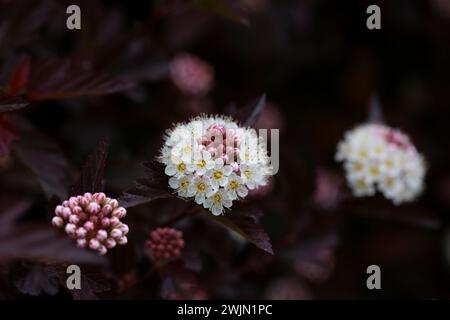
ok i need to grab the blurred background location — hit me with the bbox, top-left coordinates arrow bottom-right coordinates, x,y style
0,0 -> 450,299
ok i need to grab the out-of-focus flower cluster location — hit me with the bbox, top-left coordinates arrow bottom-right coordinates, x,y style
52,192 -> 129,255
169,53 -> 214,97
146,227 -> 185,260
335,123 -> 426,205
159,115 -> 274,215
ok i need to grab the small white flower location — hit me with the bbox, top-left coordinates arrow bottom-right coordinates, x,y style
208,158 -> 233,188
187,150 -> 215,176
165,161 -> 188,178
203,189 -> 232,216
168,175 -> 192,197
225,173 -> 248,200
188,176 -> 216,204
240,164 -> 264,190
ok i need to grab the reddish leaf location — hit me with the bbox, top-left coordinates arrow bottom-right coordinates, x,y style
13,118 -> 72,200
26,58 -> 135,101
207,204 -> 274,254
6,55 -> 31,96
0,114 -> 17,157
0,90 -> 28,112
71,137 -> 109,195
118,161 -> 174,208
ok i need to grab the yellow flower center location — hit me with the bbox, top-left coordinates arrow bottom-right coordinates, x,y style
180,180 -> 189,189
356,179 -> 366,189
229,180 -> 239,190
244,169 -> 252,179
213,171 -> 223,180
213,194 -> 222,203
353,162 -> 363,172
197,182 -> 206,192
197,160 -> 206,168
358,149 -> 368,158
385,159 -> 393,168
369,166 -> 380,176
178,163 -> 186,172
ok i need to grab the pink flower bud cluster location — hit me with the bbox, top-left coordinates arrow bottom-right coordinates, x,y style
52,192 -> 129,255
169,53 -> 214,96
146,227 -> 185,260
198,123 -> 242,164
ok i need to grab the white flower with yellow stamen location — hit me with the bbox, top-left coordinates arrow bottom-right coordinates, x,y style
187,150 -> 215,176
225,173 -> 248,200
169,175 -> 193,197
208,158 -> 233,189
203,189 -> 232,215
188,176 -> 216,204
336,123 -> 426,204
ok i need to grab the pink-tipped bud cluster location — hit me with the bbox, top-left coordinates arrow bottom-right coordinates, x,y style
169,53 -> 214,96
146,227 -> 185,260
197,124 -> 242,164
52,192 -> 129,255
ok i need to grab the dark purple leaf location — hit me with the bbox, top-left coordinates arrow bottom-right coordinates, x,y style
71,137 -> 109,195
207,204 -> 274,254
118,161 -> 173,208
69,267 -> 112,300
0,90 -> 28,112
0,197 -> 32,234
12,261 -> 61,296
13,118 -> 72,200
26,58 -> 135,101
0,222 -> 104,264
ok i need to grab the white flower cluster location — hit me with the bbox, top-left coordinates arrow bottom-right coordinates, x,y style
335,123 -> 426,205
159,115 -> 274,215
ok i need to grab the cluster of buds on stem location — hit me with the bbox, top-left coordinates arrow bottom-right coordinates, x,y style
146,227 -> 185,260
52,192 -> 129,255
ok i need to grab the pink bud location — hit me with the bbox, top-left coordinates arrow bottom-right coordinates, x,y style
55,205 -> 64,216
109,199 -> 119,209
98,245 -> 107,255
65,223 -> 76,235
110,229 -> 123,239
102,204 -> 112,215
52,216 -> 64,227
96,230 -> 108,241
119,224 -> 129,235
110,217 -> 120,227
112,207 -> 126,219
84,221 -> 94,231
76,227 -> 87,238
77,238 -> 87,248
62,207 -> 72,219
101,217 -> 110,228
106,238 -> 117,249
87,202 -> 101,214
89,239 -> 100,250
83,192 -> 92,199
118,237 -> 128,245
69,214 -> 79,224
94,192 -> 106,203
